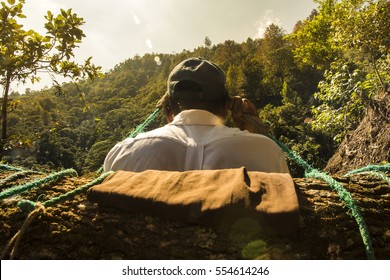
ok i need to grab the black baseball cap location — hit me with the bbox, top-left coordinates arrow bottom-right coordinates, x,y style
157,58 -> 228,107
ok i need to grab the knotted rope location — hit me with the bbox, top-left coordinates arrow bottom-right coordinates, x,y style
367,172 -> 390,186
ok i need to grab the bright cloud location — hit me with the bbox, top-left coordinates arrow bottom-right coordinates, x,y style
254,10 -> 283,38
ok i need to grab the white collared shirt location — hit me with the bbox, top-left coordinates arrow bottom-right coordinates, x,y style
103,110 -> 289,173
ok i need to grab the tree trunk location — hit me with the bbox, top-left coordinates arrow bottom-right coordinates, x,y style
0,71 -> 11,156
0,172 -> 388,260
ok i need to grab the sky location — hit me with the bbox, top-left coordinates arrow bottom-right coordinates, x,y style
13,0 -> 317,92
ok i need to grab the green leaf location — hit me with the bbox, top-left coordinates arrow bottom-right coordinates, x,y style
46,11 -> 53,20
60,9 -> 68,18
7,0 -> 16,5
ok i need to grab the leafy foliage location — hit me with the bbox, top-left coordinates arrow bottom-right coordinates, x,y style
307,0 -> 390,142
0,0 -> 102,151
288,0 -> 337,71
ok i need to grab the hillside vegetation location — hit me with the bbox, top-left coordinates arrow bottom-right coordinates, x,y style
2,0 -> 389,176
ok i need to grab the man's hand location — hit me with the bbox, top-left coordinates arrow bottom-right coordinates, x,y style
228,96 -> 269,134
229,96 -> 257,130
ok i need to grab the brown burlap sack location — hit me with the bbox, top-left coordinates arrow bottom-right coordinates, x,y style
87,167 -> 299,236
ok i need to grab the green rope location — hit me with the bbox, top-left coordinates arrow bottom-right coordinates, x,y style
0,170 -> 42,190
0,169 -> 77,200
95,108 -> 161,173
96,166 -> 104,174
0,164 -> 24,172
129,108 -> 161,138
18,171 -> 114,212
368,171 -> 390,186
344,163 -> 390,176
344,164 -> 390,186
346,170 -> 390,186
269,135 -> 375,260
268,136 -> 315,173
305,170 -> 375,260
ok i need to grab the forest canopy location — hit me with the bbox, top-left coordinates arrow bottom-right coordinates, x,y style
1,0 -> 389,176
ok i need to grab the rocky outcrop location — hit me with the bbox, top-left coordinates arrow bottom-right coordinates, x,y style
326,93 -> 390,174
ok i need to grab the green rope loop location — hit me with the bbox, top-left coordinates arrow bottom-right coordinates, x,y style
0,169 -> 78,200
18,171 -> 114,212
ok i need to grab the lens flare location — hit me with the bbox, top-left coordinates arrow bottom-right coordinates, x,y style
154,56 -> 162,66
146,39 -> 153,49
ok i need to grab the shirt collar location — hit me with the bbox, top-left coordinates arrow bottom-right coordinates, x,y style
170,110 -> 224,126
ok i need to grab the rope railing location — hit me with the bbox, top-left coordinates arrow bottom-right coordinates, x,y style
128,108 -> 161,138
